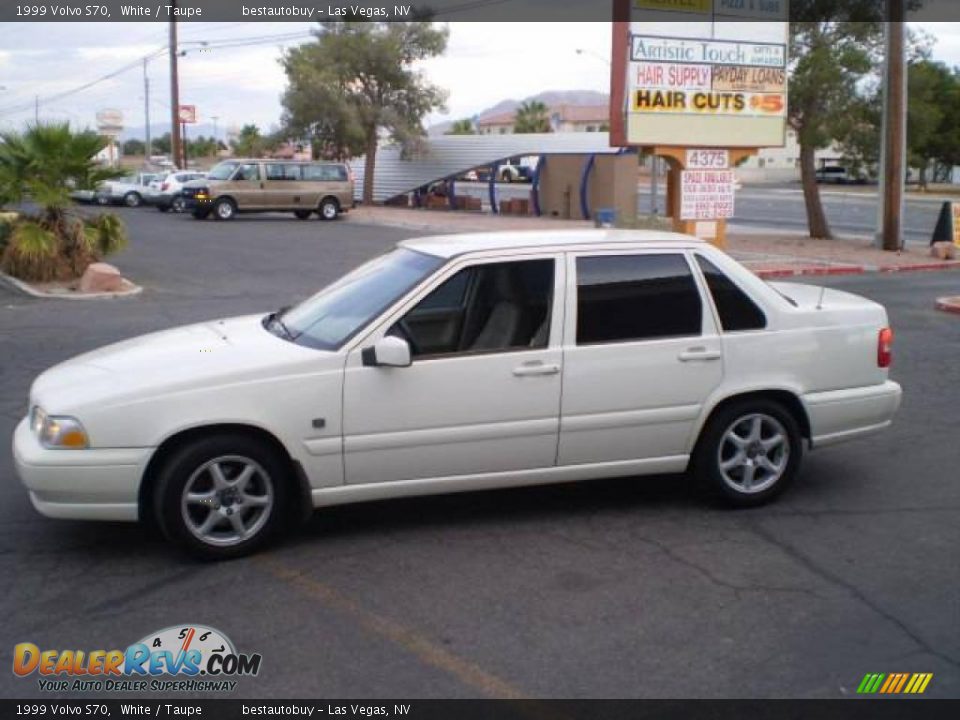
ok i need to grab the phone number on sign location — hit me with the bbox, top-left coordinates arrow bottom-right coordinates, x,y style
15,5 -> 111,17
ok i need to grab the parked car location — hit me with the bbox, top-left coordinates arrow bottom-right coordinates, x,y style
151,171 -> 206,213
815,165 -> 866,185
95,173 -> 160,207
182,159 -> 354,221
497,157 -> 537,183
13,230 -> 902,558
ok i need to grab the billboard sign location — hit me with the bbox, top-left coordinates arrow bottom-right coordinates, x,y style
610,0 -> 789,148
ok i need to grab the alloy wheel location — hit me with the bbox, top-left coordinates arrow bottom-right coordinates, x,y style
180,455 -> 274,547
717,413 -> 790,495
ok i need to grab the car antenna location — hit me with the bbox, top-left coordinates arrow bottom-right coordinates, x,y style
816,285 -> 826,310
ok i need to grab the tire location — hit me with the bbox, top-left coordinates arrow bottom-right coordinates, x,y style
153,433 -> 293,560
213,198 -> 236,221
319,197 -> 339,221
692,398 -> 802,507
293,209 -> 312,220
124,192 -> 142,208
96,195 -> 111,206
171,196 -> 186,214
192,208 -> 210,220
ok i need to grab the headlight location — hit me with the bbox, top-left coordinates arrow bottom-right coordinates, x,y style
30,406 -> 89,449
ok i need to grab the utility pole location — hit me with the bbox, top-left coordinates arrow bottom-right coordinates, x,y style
143,57 -> 152,165
169,0 -> 182,169
879,0 -> 907,251
34,95 -> 39,124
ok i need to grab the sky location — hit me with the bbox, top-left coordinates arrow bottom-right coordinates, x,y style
0,22 -> 959,138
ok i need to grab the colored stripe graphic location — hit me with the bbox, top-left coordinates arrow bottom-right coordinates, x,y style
857,672 -> 932,694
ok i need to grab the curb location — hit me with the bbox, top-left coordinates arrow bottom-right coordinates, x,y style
935,297 -> 960,315
879,262 -> 960,273
752,265 -> 865,279
0,271 -> 143,300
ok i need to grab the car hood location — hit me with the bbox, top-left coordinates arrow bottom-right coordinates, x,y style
30,314 -> 334,414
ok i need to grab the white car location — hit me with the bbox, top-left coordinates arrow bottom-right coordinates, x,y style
13,230 -> 902,558
152,171 -> 206,213
95,173 -> 161,207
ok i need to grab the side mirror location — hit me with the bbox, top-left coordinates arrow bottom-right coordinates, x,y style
362,336 -> 411,368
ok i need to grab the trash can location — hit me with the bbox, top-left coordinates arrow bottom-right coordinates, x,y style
595,208 -> 616,228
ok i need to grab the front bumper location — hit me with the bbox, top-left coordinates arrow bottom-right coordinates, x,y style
12,417 -> 150,522
804,380 -> 903,448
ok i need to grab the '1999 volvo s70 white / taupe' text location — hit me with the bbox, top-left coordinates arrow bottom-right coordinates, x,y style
13,231 -> 902,558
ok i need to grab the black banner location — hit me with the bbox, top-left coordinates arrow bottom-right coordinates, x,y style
3,0 -> 960,23
3,700 -> 960,720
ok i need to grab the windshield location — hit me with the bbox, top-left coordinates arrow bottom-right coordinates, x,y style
206,162 -> 239,181
280,248 -> 444,350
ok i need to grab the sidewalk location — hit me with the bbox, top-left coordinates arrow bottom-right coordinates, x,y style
346,207 -> 960,278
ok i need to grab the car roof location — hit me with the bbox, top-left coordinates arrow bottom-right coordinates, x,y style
399,229 -> 705,259
223,158 -> 345,164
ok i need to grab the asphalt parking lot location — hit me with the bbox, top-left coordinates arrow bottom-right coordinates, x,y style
1,207 -> 958,699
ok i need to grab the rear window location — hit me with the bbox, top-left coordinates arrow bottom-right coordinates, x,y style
696,256 -> 767,332
303,164 -> 348,182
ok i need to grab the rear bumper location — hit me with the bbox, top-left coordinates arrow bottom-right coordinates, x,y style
804,380 -> 902,448
12,417 -> 148,522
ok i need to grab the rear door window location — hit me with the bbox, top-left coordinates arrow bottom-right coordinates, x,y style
576,254 -> 702,344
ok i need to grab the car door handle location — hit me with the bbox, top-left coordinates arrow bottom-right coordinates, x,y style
678,347 -> 722,362
513,361 -> 560,377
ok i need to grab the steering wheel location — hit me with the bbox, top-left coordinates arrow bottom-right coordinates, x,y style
391,320 -> 421,355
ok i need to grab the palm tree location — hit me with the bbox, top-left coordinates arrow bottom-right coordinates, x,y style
445,118 -> 476,135
0,122 -> 128,282
513,101 -> 552,134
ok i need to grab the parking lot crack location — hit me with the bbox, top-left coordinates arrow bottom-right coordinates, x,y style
745,518 -> 960,669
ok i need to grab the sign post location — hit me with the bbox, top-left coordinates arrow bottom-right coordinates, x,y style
610,0 -> 789,247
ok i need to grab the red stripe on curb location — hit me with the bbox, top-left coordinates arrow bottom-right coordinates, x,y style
935,297 -> 960,315
754,266 -> 865,279
879,262 -> 960,273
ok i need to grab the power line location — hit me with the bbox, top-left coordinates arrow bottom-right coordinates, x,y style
0,30 -> 315,119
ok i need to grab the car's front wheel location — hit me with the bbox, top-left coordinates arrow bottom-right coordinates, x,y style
124,192 -> 142,208
692,399 -> 802,506
171,196 -> 187,213
153,434 -> 292,559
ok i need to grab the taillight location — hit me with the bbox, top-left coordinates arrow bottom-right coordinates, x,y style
878,327 -> 894,368
161,182 -> 169,191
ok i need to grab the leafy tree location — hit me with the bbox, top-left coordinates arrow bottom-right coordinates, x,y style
906,60 -> 960,188
281,21 -> 448,203
230,124 -> 269,158
152,133 -> 172,155
445,118 -> 476,135
122,138 -> 145,156
788,3 -> 883,239
513,101 -> 552,134
0,122 -> 127,281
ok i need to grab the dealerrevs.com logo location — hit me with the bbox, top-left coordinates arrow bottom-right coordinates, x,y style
13,624 -> 261,692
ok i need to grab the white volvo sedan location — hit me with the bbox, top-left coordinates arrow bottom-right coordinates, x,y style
13,230 -> 902,558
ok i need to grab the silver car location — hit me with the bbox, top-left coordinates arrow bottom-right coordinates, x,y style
95,173 -> 160,208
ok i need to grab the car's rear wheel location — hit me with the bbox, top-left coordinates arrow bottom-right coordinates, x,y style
153,434 -> 292,559
96,195 -> 111,206
124,192 -> 142,208
319,197 -> 339,221
293,209 -> 312,220
692,399 -> 802,506
171,196 -> 186,213
213,198 -> 236,221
